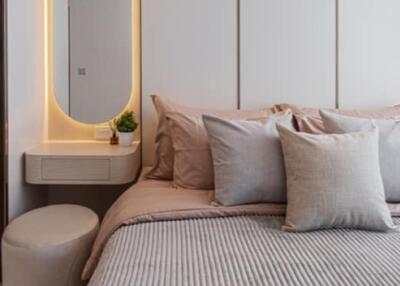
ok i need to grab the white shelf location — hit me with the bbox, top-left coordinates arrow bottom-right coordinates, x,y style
25,141 -> 141,185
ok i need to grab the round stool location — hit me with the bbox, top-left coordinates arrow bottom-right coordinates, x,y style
2,204 -> 99,286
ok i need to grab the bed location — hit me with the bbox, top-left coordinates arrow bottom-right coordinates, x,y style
86,168 -> 400,286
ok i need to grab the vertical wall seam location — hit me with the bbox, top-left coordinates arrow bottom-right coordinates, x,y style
139,0 -> 143,167
237,0 -> 241,109
3,0 -> 9,225
335,0 -> 339,108
68,2 -> 72,115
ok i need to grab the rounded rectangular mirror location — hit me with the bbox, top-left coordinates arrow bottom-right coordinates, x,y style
53,0 -> 132,124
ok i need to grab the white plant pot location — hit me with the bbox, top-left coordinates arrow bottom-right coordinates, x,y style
117,131 -> 134,146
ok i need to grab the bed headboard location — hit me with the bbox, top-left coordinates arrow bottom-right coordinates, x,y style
141,0 -> 400,166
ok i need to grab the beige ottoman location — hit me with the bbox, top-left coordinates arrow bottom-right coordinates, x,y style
2,205 -> 99,286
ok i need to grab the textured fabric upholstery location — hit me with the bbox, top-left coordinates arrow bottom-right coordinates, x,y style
2,205 -> 99,286
278,125 -> 395,232
320,110 -> 400,202
203,113 -> 293,205
147,95 -> 277,181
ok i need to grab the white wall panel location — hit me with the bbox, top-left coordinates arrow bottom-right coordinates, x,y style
240,0 -> 336,109
339,0 -> 400,108
7,0 -> 48,220
142,0 -> 237,165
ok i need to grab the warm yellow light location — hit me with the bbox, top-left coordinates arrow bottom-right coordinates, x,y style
44,0 -> 141,141
107,0 -> 139,120
44,0 -> 49,140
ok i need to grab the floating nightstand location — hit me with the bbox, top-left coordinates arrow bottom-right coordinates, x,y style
25,141 -> 141,185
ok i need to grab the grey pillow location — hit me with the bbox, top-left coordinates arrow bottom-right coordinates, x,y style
277,125 -> 395,232
203,112 -> 293,206
320,110 -> 400,202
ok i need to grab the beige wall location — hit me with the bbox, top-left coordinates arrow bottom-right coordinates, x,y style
7,0 -> 48,221
338,0 -> 400,108
141,0 -> 238,165
240,0 -> 336,109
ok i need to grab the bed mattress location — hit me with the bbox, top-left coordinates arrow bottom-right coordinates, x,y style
89,215 -> 400,286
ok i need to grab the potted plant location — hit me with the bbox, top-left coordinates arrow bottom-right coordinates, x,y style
113,111 -> 138,146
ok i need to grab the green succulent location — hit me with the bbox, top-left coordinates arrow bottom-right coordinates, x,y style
113,111 -> 138,133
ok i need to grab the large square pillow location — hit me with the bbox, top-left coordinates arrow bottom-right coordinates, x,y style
146,95 -> 278,180
277,125 -> 395,232
320,110 -> 400,202
203,113 -> 293,206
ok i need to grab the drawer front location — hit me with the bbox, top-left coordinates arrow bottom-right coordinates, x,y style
42,158 -> 110,181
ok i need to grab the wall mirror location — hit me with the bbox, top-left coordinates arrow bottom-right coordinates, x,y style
53,0 -> 132,124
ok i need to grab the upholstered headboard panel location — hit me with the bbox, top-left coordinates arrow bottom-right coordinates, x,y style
141,0 -> 400,165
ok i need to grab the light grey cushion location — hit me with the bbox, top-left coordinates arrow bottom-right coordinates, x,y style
320,110 -> 400,202
277,125 -> 395,232
203,112 -> 293,206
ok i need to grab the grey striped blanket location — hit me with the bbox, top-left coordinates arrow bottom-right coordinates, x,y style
89,215 -> 400,286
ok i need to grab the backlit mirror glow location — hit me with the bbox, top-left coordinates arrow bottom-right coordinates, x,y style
53,0 -> 132,124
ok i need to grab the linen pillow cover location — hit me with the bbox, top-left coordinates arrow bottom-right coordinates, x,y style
165,109 -> 283,190
320,110 -> 400,202
276,103 -> 400,134
203,113 -> 293,206
277,125 -> 395,232
146,95 -> 278,180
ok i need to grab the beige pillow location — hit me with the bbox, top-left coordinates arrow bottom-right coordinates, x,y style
277,125 -> 396,232
167,110 -> 284,190
203,113 -> 293,206
146,95 -> 278,180
320,110 -> 400,202
146,96 -> 194,179
276,103 -> 400,134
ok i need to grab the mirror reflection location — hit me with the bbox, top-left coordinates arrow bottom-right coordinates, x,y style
53,0 -> 132,124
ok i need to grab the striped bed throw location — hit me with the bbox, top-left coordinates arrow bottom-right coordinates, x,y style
89,216 -> 400,286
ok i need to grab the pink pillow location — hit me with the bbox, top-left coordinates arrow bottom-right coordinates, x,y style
276,103 -> 400,133
147,95 -> 279,181
166,110 -> 287,190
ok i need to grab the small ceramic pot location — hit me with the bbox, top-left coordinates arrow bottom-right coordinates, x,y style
117,131 -> 134,146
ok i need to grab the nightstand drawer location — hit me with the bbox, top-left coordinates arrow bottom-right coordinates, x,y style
25,142 -> 141,185
42,158 -> 110,181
